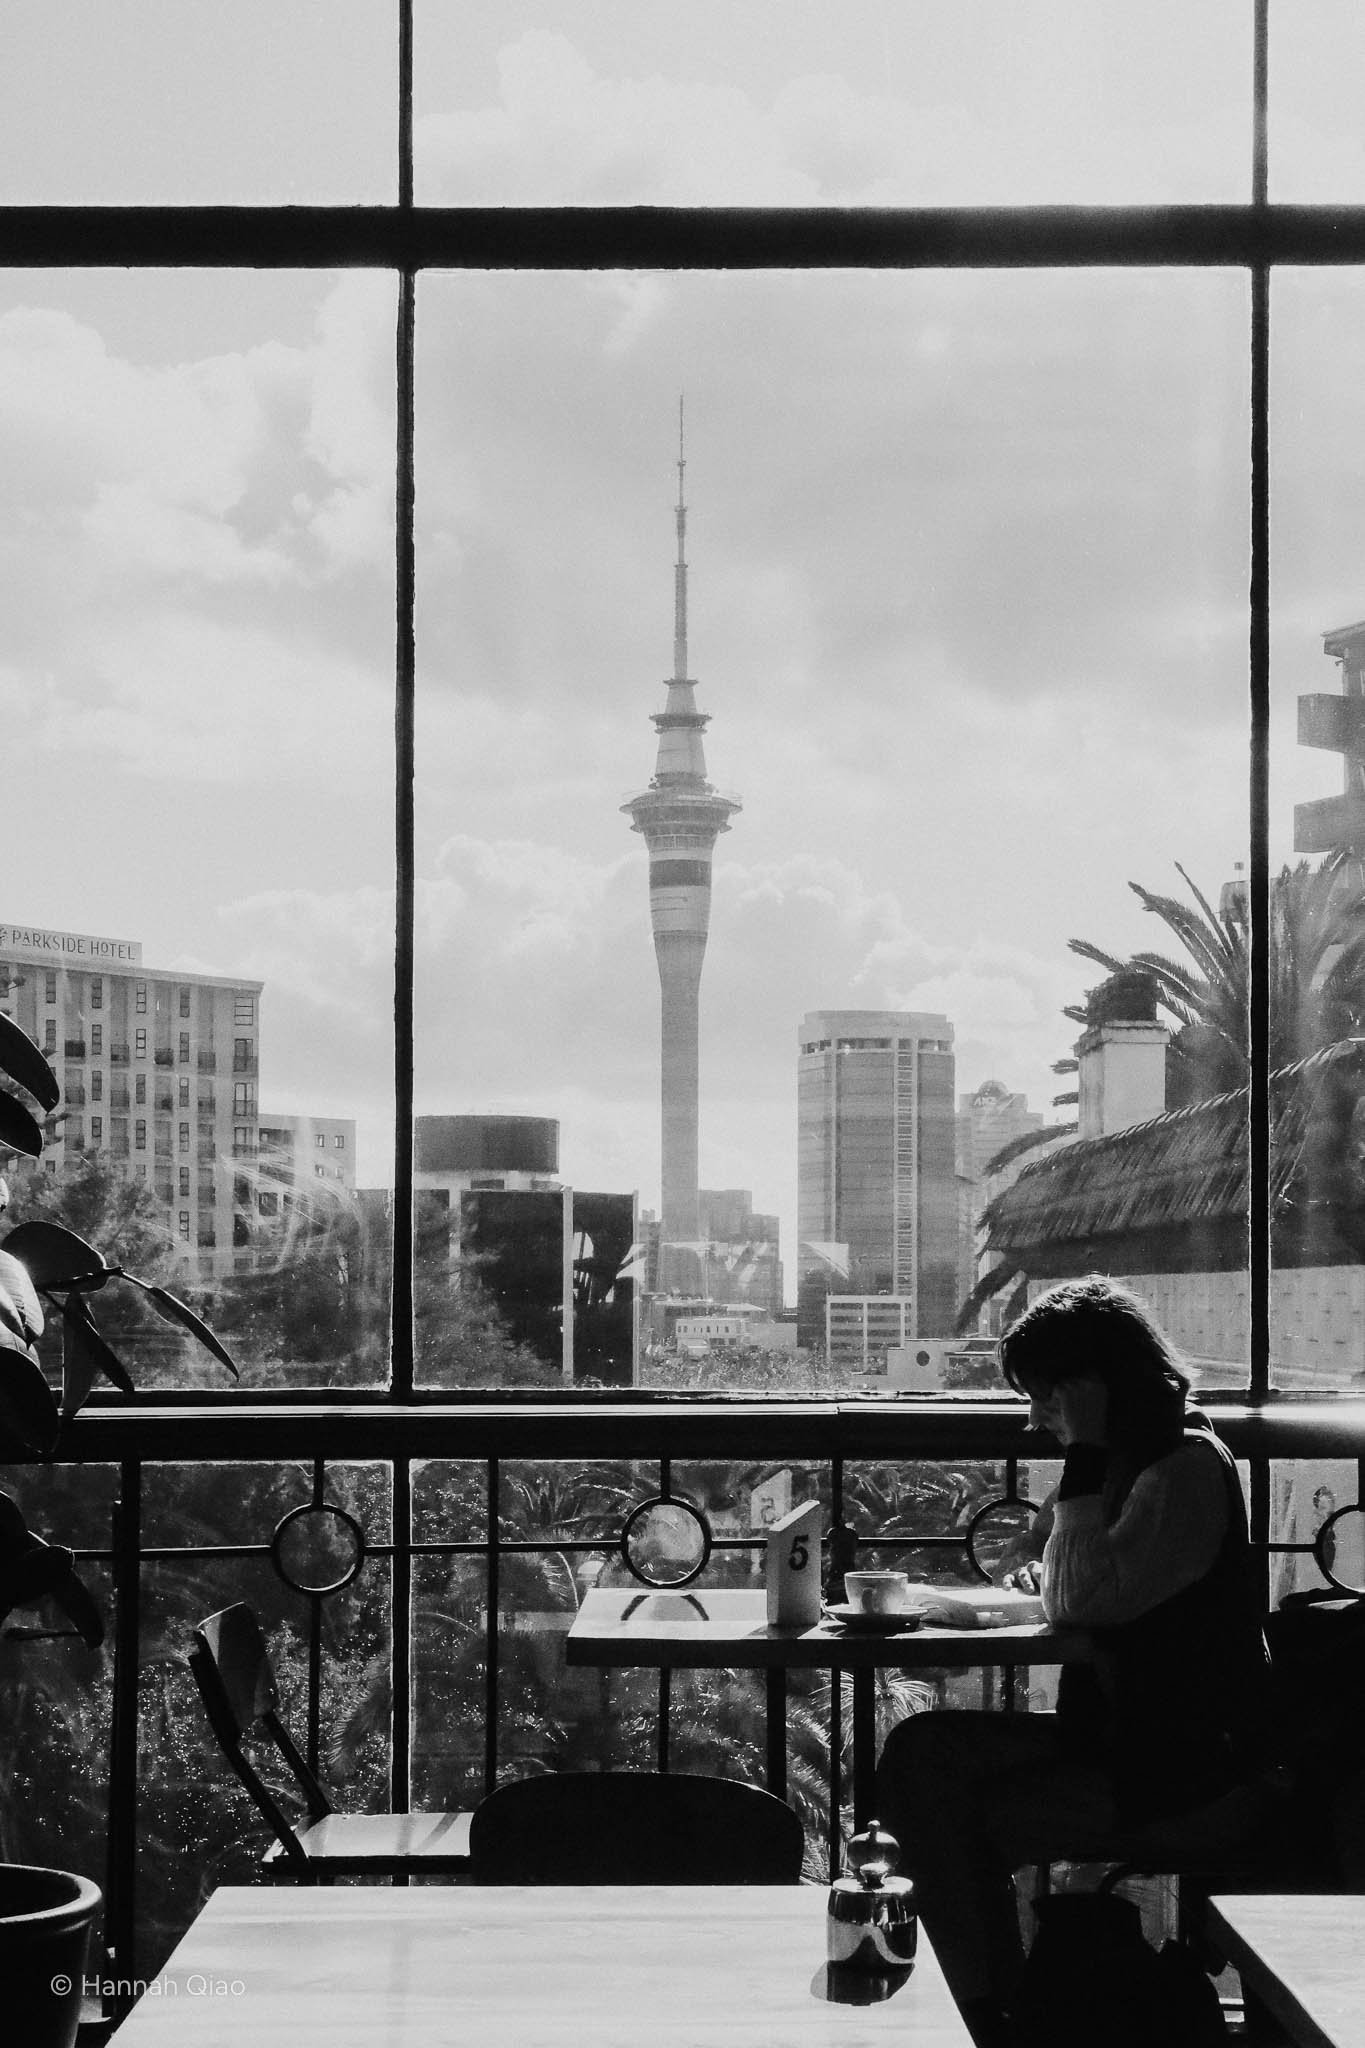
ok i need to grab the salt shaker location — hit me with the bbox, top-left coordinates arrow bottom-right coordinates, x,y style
826,1820 -> 917,1971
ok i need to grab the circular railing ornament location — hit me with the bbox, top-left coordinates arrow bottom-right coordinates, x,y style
619,1495 -> 712,1589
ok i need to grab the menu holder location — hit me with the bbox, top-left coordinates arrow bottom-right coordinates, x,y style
765,1500 -> 822,1627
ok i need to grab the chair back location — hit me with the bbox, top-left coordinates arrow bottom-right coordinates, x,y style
193,1603 -> 279,1742
189,1602 -> 332,1864
468,1770 -> 806,1884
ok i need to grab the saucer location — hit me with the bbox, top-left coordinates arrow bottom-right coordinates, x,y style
823,1603 -> 925,1634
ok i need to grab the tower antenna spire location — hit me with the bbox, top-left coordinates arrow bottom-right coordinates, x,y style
673,393 -> 688,681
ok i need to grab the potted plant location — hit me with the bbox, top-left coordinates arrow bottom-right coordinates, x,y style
0,1013 -> 236,2047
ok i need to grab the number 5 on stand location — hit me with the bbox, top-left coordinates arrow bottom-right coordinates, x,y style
765,1500 -> 822,1626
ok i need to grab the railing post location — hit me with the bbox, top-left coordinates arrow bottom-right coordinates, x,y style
105,1460 -> 142,2007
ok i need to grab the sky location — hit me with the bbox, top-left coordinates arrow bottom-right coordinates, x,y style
2,6 -> 1364,1294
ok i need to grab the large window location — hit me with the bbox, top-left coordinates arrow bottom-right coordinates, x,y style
2,4 -> 1357,1399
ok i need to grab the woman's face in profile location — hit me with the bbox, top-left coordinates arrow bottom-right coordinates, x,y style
1021,1375 -> 1065,1437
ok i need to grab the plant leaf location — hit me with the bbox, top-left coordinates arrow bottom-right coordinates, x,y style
0,1090 -> 44,1160
0,1013 -> 60,1112
137,1281 -> 239,1378
1,1220 -> 111,1291
60,1295 -> 136,1416
0,1248 -> 43,1347
0,1338 -> 61,1456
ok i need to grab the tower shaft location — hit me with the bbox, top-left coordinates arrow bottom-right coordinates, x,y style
623,411 -> 740,1267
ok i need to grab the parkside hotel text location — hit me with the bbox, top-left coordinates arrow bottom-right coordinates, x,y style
0,925 -> 143,965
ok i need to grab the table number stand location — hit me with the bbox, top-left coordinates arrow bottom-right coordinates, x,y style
765,1501 -> 822,1627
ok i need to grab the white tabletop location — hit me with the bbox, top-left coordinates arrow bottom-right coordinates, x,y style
113,1885 -> 973,2045
566,1585 -> 1089,1670
1206,1896 -> 1363,2048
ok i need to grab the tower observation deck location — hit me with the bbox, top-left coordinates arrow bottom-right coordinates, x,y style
622,405 -> 741,1271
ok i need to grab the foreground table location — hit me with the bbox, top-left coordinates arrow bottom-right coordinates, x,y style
567,1586 -> 1090,1818
1206,1896 -> 1362,2048
114,1884 -> 974,2045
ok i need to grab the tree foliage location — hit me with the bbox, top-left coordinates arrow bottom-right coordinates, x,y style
1070,854 -> 1365,1106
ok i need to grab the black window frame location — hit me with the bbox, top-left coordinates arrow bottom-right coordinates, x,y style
9,2 -> 1352,1406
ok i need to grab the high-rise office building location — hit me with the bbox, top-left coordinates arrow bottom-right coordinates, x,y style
623,409 -> 739,1283
796,1009 -> 958,1349
0,920 -> 261,1280
954,1080 -> 1044,1315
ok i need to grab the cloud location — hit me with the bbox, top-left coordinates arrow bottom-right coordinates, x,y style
416,18 -> 1251,208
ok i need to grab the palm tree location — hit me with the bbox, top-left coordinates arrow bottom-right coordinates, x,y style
1067,855 -> 1365,1107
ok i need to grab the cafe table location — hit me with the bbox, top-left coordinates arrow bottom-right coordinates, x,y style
1205,1896 -> 1363,2048
112,1883 -> 975,2045
566,1586 -> 1091,1822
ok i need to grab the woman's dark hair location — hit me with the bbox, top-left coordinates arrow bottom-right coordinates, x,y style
999,1274 -> 1189,1457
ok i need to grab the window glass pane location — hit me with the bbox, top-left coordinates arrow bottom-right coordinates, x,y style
0,270 -> 396,1387
415,267 -> 1249,1390
1270,269 -> 1365,1393
0,1 -> 396,203
416,0 -> 1252,206
1270,1 -> 1365,201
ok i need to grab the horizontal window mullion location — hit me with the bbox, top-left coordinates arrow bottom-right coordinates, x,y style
10,204 -> 1365,271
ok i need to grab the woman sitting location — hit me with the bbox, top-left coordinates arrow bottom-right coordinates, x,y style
874,1275 -> 1272,2048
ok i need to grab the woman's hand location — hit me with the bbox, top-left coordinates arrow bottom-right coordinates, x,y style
992,1527 -> 1045,1592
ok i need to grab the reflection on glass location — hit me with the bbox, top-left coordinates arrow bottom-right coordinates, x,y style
415,0 -> 1251,206
415,267 -> 1248,1392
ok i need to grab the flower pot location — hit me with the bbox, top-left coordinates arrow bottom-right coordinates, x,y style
0,1865 -> 102,2048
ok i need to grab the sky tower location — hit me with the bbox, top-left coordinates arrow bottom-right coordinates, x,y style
623,404 -> 740,1281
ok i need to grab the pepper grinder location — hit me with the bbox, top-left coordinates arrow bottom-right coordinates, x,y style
826,1820 -> 917,1971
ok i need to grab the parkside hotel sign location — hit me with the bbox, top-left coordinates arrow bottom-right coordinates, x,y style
0,924 -> 143,967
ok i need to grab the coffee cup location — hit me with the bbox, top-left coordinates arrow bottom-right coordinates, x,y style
844,1570 -> 910,1615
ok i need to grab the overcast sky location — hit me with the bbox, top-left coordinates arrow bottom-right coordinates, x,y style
1,6 -> 1363,1288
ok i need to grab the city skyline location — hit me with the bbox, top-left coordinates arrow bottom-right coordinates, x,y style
3,10 -> 1363,1281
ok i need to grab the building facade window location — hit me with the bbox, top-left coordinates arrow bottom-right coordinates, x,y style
179,1077 -> 190,1108
43,1019 -> 55,1052
178,989 -> 190,1019
334,1134 -> 346,1148
179,1122 -> 190,1153
135,1028 -> 147,1058
90,977 -> 102,1009
234,993 -> 255,1026
178,1211 -> 190,1241
90,1117 -> 101,1142
179,1167 -> 190,1198
178,1032 -> 190,1062
135,981 -> 147,1013
135,1074 -> 146,1104
135,1119 -> 146,1150
233,1082 -> 255,1115
91,1024 -> 102,1055
44,971 -> 57,1005
91,1071 -> 102,1102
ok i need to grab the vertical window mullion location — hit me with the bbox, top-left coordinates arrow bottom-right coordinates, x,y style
392,0 -> 417,1398
1248,2 -> 1271,1403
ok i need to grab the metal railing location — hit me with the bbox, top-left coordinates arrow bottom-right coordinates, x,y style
20,1390 -> 1364,2003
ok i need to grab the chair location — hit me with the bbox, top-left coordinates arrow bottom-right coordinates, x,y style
188,1602 -> 473,1879
467,1769 -> 807,1884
